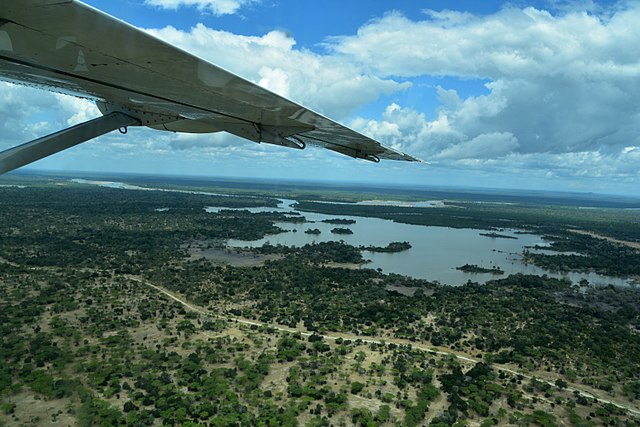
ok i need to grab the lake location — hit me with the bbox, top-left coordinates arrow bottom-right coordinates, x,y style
208,199 -> 634,287
63,180 -> 633,287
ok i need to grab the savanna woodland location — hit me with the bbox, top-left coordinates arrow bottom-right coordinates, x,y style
1,175 -> 639,426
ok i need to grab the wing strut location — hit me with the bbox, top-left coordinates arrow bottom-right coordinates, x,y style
0,112 -> 139,175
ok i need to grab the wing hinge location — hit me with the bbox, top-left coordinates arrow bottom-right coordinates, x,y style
0,112 -> 139,175
358,153 -> 380,163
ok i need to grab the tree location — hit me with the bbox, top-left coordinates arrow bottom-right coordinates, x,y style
350,381 -> 365,394
555,378 -> 568,390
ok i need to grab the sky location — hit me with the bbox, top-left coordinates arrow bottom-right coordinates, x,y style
2,0 -> 640,195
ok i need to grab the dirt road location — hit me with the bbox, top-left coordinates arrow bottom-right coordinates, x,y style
129,276 -> 640,417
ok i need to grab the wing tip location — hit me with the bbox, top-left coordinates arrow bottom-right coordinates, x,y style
380,146 -> 424,163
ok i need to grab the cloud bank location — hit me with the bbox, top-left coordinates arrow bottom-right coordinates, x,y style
338,3 -> 640,190
336,5 -> 640,156
2,1 -> 640,193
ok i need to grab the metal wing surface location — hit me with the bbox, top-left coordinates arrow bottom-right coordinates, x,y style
0,0 -> 419,173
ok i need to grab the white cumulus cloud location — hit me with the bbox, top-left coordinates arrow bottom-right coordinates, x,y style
144,0 -> 258,16
144,25 -> 409,119
329,3 -> 640,158
437,132 -> 519,160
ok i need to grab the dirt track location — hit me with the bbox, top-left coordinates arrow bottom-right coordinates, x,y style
130,275 -> 640,417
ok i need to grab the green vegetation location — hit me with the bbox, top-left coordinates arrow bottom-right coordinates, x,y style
253,241 -> 365,264
322,218 -> 357,225
456,264 -> 504,274
331,227 -> 354,235
479,232 -> 517,239
362,241 -> 412,253
525,233 -> 640,276
0,177 -> 638,426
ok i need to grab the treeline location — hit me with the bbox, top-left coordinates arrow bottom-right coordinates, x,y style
296,200 -> 640,242
526,232 -> 640,276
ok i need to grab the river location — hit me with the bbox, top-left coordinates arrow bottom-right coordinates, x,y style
63,180 -> 633,287
208,199 -> 634,287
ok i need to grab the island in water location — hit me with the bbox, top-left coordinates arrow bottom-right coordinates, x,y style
331,227 -> 353,235
456,263 -> 505,274
480,232 -> 518,239
322,218 -> 356,225
361,241 -> 412,253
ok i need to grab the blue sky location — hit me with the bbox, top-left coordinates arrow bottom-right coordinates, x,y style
2,0 -> 639,195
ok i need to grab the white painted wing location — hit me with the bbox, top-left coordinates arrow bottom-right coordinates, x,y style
0,0 -> 419,162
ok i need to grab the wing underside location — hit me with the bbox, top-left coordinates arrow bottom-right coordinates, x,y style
0,0 -> 419,173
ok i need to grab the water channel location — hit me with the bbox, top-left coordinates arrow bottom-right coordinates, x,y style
208,199 -> 634,287
66,180 -> 633,287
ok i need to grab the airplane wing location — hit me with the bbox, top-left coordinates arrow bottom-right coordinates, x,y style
0,0 -> 419,174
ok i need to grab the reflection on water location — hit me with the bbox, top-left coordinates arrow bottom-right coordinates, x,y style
208,199 -> 633,287
318,200 -> 446,208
